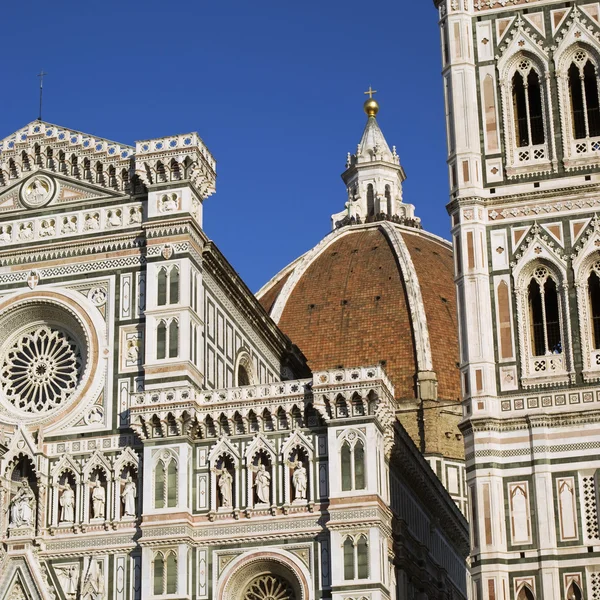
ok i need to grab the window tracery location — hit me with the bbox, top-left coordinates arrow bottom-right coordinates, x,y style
154,452 -> 178,509
0,325 -> 83,414
153,550 -> 177,595
157,318 -> 179,360
499,52 -> 553,176
340,430 -> 366,492
157,266 -> 179,306
515,260 -> 571,387
342,533 -> 369,580
242,574 -> 295,600
574,254 -> 600,380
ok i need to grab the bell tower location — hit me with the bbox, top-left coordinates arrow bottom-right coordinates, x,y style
436,0 -> 600,598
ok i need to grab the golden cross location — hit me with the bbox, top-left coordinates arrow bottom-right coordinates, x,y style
364,86 -> 377,99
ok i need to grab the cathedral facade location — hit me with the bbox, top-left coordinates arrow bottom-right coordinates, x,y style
0,118 -> 468,600
436,0 -> 600,597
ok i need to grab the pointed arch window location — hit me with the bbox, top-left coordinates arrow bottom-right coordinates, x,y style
385,184 -> 392,215
589,267 -> 600,349
517,585 -> 535,600
154,456 -> 178,509
568,50 -> 600,140
566,581 -> 582,600
366,184 -> 375,218
340,433 -> 366,492
342,534 -> 369,580
169,320 -> 179,358
528,267 -> 562,356
512,64 -> 545,148
157,266 -> 179,306
157,322 -> 167,359
153,551 -> 178,595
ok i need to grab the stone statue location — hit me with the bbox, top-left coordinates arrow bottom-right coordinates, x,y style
91,480 -> 106,519
55,564 -> 79,597
121,476 -> 136,517
9,478 -> 35,528
212,466 -> 233,508
289,460 -> 307,501
250,462 -> 271,504
59,481 -> 75,522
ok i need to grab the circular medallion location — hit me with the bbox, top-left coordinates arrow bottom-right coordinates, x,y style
21,175 -> 55,208
1,325 -> 82,413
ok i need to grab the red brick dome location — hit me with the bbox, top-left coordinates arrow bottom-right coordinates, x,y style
257,222 -> 461,404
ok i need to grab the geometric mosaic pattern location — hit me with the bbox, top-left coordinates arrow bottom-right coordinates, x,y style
583,476 -> 600,540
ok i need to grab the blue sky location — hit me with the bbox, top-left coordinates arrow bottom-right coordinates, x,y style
2,1 -> 448,292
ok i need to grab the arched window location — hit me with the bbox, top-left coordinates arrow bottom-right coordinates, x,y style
342,534 -> 369,580
95,162 -> 104,184
528,267 -> 562,356
517,585 -> 535,600
153,554 -> 164,595
238,364 -> 250,386
385,185 -> 392,215
340,433 -> 366,492
58,151 -> 66,173
343,537 -> 354,580
157,268 -> 168,306
157,321 -> 167,360
589,269 -> 600,349
354,441 -> 365,490
568,50 -> 600,140
168,320 -> 179,358
46,147 -> 54,169
512,62 -> 545,148
341,442 -> 352,491
169,268 -> 179,304
154,457 -> 178,509
153,552 -> 178,596
235,350 -> 256,386
356,535 -> 369,579
157,266 -> 179,306
154,461 -> 166,509
71,155 -> 79,177
167,461 -> 177,507
166,553 -> 177,594
366,184 -> 375,218
566,582 -> 582,600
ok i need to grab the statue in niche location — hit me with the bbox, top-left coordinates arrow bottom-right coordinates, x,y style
287,459 -> 307,501
91,479 -> 106,519
84,213 -> 100,231
62,216 -> 78,234
129,207 -> 142,224
160,193 -> 178,212
39,219 -> 55,237
212,464 -> 233,508
9,478 -> 36,528
126,339 -> 140,363
121,476 -> 137,517
0,226 -> 12,242
107,210 -> 121,227
59,481 -> 75,522
250,462 -> 271,504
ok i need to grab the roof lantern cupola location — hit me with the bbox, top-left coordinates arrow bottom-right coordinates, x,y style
332,90 -> 419,230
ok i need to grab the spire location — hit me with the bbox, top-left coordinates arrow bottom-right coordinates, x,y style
332,92 -> 419,230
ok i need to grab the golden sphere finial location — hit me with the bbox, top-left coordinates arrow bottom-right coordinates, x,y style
364,98 -> 379,117
363,86 -> 379,117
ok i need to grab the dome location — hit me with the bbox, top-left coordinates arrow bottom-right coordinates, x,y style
258,221 -> 463,459
257,99 -> 463,462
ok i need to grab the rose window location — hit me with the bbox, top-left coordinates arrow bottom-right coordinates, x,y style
1,325 -> 82,413
242,575 -> 295,600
